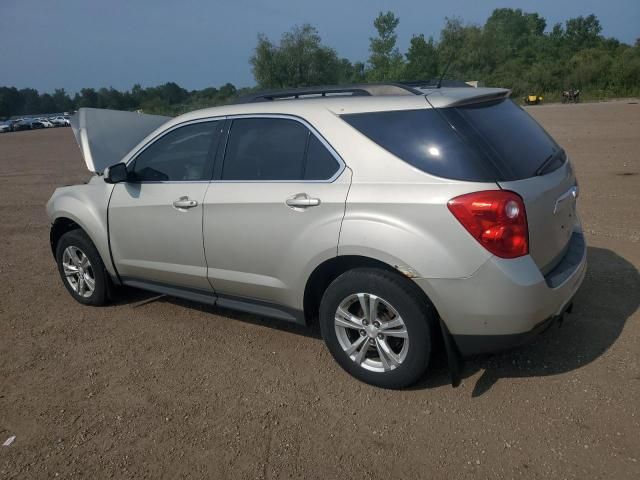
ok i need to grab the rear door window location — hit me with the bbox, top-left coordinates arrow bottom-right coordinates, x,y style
303,134 -> 340,180
221,118 -> 340,181
222,118 -> 307,180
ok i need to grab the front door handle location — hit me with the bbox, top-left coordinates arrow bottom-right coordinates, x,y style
285,194 -> 321,209
173,196 -> 198,209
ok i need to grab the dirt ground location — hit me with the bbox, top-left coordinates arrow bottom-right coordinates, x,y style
1,100 -> 639,479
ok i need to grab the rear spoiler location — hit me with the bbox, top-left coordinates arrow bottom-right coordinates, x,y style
70,108 -> 170,173
424,88 -> 511,108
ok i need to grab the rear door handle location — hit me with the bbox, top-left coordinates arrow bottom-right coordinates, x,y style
173,196 -> 198,209
285,194 -> 320,209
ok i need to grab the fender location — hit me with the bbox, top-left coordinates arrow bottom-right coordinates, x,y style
46,179 -> 117,278
338,182 -> 494,280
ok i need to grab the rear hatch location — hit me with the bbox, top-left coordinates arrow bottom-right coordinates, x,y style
436,98 -> 577,273
498,161 -> 577,274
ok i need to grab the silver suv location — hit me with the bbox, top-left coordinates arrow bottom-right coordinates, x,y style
47,83 -> 586,388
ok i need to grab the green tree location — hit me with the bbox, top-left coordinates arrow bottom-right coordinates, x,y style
75,88 -> 98,108
39,93 -> 57,113
0,87 -> 22,118
19,88 -> 41,114
250,25 -> 348,88
611,45 -> 640,92
367,11 -> 404,81
52,88 -> 73,112
566,48 -> 613,90
404,34 -> 439,80
564,14 -> 602,50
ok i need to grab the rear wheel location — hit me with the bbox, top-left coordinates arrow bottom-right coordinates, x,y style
55,230 -> 111,306
319,268 -> 433,389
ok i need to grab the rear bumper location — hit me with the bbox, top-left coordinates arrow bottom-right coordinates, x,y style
452,299 -> 574,356
414,231 -> 587,356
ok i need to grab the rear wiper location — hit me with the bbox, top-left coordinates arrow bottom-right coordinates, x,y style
535,149 -> 565,176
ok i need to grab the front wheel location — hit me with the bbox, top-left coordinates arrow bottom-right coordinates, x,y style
55,229 -> 111,306
319,268 -> 434,389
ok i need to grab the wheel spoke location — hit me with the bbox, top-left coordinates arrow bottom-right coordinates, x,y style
77,276 -> 85,295
69,248 -> 82,267
357,293 -> 369,321
335,307 -> 362,330
369,295 -> 379,323
84,274 -> 95,292
381,327 -> 408,339
63,263 -> 79,276
375,338 -> 400,371
380,317 -> 404,330
80,255 -> 90,269
376,339 -> 391,371
345,335 -> 368,356
354,339 -> 370,365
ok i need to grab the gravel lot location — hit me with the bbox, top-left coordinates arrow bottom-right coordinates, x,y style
1,100 -> 639,479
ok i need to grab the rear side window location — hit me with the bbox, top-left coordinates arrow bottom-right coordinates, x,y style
446,99 -> 561,180
341,109 -> 495,181
131,121 -> 221,181
222,118 -> 340,181
304,135 -> 340,180
223,118 -> 307,180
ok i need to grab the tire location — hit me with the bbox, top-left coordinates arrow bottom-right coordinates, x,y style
319,268 -> 434,389
55,229 -> 111,306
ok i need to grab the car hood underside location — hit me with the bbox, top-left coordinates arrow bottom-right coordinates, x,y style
70,108 -> 170,173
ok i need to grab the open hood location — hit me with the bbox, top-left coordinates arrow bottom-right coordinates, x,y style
70,108 -> 170,173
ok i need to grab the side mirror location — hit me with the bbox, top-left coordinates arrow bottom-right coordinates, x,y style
104,162 -> 128,184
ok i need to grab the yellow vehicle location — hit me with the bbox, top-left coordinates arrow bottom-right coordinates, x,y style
524,94 -> 543,105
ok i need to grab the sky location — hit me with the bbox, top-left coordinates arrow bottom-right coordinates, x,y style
1,0 -> 638,93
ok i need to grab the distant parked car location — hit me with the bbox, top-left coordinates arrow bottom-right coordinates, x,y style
50,116 -> 71,127
0,122 -> 12,133
31,118 -> 53,129
12,119 -> 32,131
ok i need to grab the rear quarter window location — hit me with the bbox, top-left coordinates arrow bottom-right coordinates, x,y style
341,109 -> 496,182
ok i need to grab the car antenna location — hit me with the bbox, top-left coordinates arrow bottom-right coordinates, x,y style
436,55 -> 455,89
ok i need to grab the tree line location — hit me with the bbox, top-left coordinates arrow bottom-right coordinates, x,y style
0,82 -> 241,119
2,8 -> 639,118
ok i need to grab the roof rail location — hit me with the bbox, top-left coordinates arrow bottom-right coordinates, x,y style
233,83 -> 425,104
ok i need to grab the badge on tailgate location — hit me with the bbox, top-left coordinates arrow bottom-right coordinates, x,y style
554,186 -> 579,215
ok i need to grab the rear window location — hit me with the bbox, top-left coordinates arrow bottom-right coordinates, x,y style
342,99 -> 563,182
443,99 -> 562,180
341,109 -> 495,182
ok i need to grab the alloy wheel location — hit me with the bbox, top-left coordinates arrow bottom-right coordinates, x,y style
334,293 -> 409,372
62,246 -> 95,298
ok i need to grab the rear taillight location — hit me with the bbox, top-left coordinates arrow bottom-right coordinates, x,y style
447,190 -> 528,259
